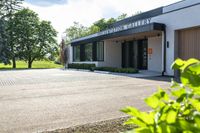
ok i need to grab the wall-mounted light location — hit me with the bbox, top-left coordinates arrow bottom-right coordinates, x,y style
167,41 -> 169,48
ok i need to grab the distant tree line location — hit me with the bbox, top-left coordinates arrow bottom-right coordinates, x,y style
0,0 -> 58,68
65,13 -> 128,42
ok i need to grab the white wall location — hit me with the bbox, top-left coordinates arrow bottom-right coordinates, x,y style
163,0 -> 200,13
148,36 -> 162,72
97,40 -> 122,68
68,45 -> 73,64
151,4 -> 200,75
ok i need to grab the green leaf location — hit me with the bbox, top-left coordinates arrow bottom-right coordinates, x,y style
171,58 -> 185,70
121,106 -> 140,117
157,122 -> 168,133
135,127 -> 152,133
177,94 -> 187,103
145,95 -> 159,109
167,125 -> 178,133
166,110 -> 177,124
124,117 -> 146,127
181,71 -> 200,88
171,88 -> 186,97
181,58 -> 199,72
193,88 -> 200,95
139,112 -> 154,125
177,119 -> 199,131
156,88 -> 169,101
182,109 -> 191,115
188,62 -> 200,75
190,99 -> 200,111
171,102 -> 181,109
194,114 -> 200,127
183,131 -> 193,133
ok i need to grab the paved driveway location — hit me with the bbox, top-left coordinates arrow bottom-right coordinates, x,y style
0,69 -> 170,133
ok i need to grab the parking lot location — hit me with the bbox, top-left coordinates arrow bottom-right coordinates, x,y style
0,69 -> 170,133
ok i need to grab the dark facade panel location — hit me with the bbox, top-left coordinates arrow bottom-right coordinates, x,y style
71,23 -> 165,46
109,7 -> 163,28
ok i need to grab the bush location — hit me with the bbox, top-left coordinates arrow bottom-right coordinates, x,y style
121,58 -> 200,133
94,67 -> 138,73
68,63 -> 96,70
54,57 -> 61,65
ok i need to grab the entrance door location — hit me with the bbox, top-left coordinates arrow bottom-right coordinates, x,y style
122,39 -> 147,70
137,39 -> 148,70
122,41 -> 134,68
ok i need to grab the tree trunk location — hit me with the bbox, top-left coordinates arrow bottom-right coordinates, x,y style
28,61 -> 32,69
12,57 -> 16,68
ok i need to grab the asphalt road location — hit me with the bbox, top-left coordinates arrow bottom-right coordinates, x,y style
0,69 -> 170,133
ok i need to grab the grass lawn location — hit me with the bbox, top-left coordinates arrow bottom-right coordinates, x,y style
0,61 -> 63,70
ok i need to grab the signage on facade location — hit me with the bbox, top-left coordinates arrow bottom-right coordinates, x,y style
148,48 -> 153,54
97,18 -> 152,36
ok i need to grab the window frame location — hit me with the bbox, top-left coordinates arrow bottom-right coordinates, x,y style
96,41 -> 104,61
73,45 -> 80,62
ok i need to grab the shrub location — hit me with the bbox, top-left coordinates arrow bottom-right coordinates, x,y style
121,58 -> 200,133
54,57 -> 61,65
68,63 -> 96,70
94,67 -> 138,73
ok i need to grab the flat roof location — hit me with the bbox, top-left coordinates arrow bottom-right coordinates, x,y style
71,23 -> 165,46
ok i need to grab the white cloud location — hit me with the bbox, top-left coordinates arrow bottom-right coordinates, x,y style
23,0 -> 180,42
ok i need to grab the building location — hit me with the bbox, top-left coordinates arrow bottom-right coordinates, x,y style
68,0 -> 200,76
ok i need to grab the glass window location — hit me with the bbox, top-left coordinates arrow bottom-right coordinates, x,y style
85,43 -> 93,61
73,45 -> 80,62
96,41 -> 104,61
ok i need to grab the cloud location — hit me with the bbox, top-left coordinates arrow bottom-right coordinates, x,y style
23,0 -> 180,42
25,0 -> 68,7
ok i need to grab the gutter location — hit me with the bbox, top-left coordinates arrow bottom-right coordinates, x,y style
162,28 -> 166,76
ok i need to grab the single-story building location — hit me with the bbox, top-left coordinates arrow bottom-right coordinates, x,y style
68,0 -> 200,76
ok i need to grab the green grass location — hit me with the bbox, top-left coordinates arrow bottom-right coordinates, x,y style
0,61 -> 63,70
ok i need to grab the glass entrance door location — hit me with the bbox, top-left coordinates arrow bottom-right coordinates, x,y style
137,39 -> 148,70
122,39 -> 147,70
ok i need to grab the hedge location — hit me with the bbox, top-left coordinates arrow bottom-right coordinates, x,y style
94,67 -> 138,73
68,63 -> 96,70
68,63 -> 138,73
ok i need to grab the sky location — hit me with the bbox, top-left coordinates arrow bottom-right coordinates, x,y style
23,0 -> 181,42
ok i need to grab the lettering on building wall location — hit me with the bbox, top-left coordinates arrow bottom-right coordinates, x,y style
97,18 -> 152,36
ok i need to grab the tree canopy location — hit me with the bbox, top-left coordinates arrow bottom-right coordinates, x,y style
65,13 -> 128,42
12,9 -> 57,68
0,0 -> 23,65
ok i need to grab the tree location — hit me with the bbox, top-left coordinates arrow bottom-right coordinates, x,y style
60,39 -> 69,69
93,18 -> 108,31
65,22 -> 88,42
117,13 -> 127,21
31,20 -> 57,68
65,14 -> 128,42
0,0 -> 23,65
0,20 -> 10,65
88,25 -> 100,35
0,0 -> 23,18
7,15 -> 20,68
13,9 -> 57,68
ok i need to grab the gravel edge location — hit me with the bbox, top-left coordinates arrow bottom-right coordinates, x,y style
43,117 -> 134,133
